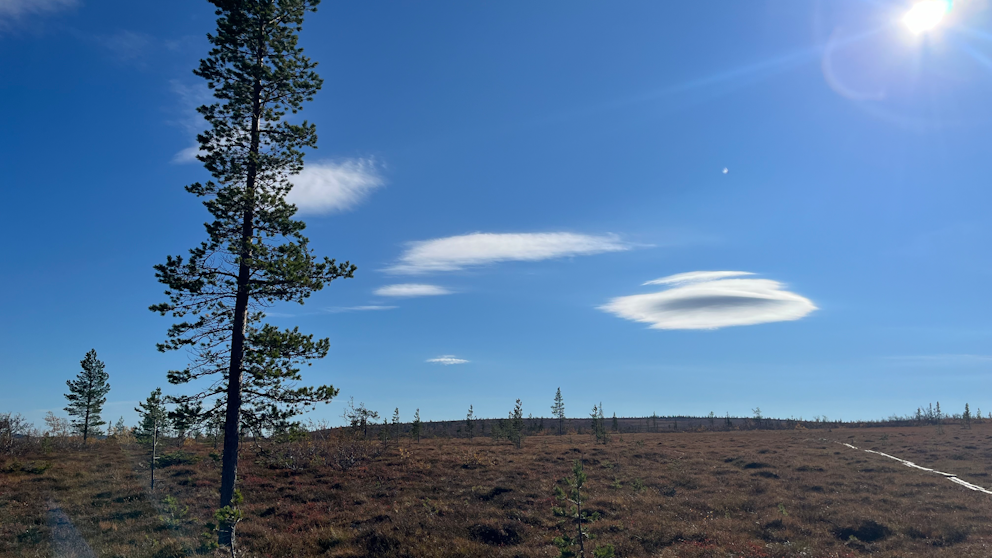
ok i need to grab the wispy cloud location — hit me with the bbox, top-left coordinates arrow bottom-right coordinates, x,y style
169,80 -> 211,163
601,271 -> 816,330
286,159 -> 384,214
324,305 -> 398,313
426,355 -> 469,365
374,284 -> 452,298
0,0 -> 76,22
884,354 -> 992,366
643,271 -> 753,286
389,232 -> 630,274
96,30 -> 152,63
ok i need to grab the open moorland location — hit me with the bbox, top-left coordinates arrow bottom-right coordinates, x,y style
4,423 -> 992,558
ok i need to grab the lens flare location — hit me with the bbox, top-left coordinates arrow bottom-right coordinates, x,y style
903,1 -> 950,34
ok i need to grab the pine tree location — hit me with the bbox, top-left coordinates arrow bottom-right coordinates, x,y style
135,388 -> 167,489
590,404 -> 609,444
342,397 -> 379,438
412,409 -> 422,442
64,349 -> 111,443
598,403 -> 608,443
392,408 -> 400,439
170,401 -> 202,447
465,405 -> 475,438
552,459 -> 593,558
551,387 -> 565,436
510,399 -> 525,448
110,416 -> 128,439
149,0 -> 352,548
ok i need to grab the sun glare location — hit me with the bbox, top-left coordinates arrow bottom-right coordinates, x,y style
903,0 -> 949,34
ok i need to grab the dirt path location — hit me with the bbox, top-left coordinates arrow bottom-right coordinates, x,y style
834,440 -> 992,496
46,500 -> 95,558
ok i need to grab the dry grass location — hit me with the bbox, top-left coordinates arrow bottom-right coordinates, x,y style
5,424 -> 992,557
0,440 -> 207,558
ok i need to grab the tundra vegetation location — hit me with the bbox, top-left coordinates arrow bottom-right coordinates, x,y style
4,407 -> 992,558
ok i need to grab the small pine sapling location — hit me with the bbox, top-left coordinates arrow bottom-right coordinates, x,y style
552,459 -> 612,558
411,409 -> 422,442
510,399 -> 525,448
135,388 -> 167,489
465,405 -> 475,438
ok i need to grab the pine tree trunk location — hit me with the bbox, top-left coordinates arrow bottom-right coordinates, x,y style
151,419 -> 158,490
218,73 -> 262,548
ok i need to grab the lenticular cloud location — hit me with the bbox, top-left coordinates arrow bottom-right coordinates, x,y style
600,271 -> 816,330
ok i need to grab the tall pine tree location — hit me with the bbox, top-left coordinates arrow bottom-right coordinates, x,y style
64,349 -> 111,443
149,0 -> 351,548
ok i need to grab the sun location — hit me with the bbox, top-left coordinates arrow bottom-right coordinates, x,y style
903,0 -> 950,34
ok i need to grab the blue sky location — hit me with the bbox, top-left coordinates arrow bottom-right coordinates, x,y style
3,0 -> 992,429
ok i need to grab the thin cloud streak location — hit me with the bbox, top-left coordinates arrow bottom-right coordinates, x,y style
602,272 -> 816,330
0,0 -> 76,19
427,355 -> 469,365
324,305 -> 398,313
643,271 -> 753,286
375,284 -> 452,298
389,232 -> 630,274
884,354 -> 992,366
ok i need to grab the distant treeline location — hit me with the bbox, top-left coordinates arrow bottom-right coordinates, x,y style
315,410 -> 984,440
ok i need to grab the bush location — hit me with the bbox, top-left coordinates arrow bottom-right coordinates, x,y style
330,439 -> 382,471
157,451 -> 200,467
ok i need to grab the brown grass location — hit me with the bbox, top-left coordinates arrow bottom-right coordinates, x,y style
5,424 -> 992,557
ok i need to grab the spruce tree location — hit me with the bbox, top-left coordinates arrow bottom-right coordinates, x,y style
64,349 -> 111,443
964,403 -> 972,429
150,0 -> 352,548
551,387 -> 565,436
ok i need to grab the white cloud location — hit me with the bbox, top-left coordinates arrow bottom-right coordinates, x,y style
643,271 -> 753,286
427,355 -> 469,365
324,305 -> 398,313
601,271 -> 816,330
389,232 -> 630,274
286,159 -> 384,214
168,83 -> 384,214
374,284 -> 452,298
0,0 -> 76,19
172,145 -> 201,164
